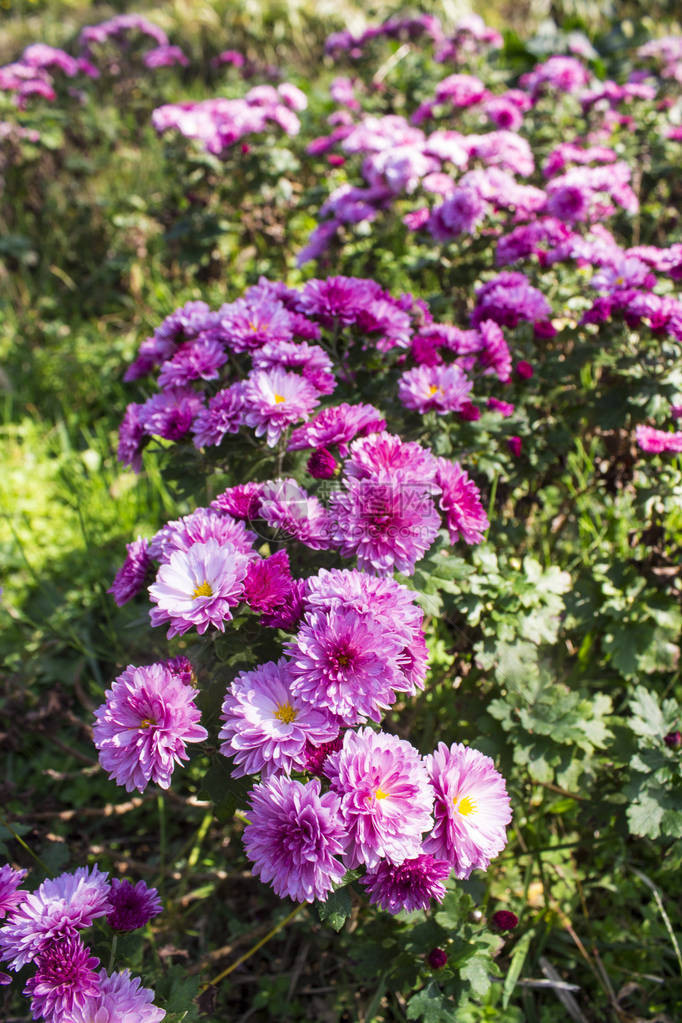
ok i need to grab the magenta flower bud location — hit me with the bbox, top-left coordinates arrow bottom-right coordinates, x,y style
664,731 -> 682,749
491,910 -> 519,931
307,448 -> 338,479
327,154 -> 346,166
458,401 -> 481,422
515,360 -> 534,380
507,436 -> 522,457
428,948 -> 448,969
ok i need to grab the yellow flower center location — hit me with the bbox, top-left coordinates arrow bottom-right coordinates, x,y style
428,384 -> 441,395
139,717 -> 155,729
192,580 -> 213,599
616,276 -> 624,285
274,701 -> 298,724
455,795 -> 476,816
375,788 -> 389,800
273,393 -> 286,404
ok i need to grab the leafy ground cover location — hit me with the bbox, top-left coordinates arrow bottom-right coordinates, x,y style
1,2 -> 682,1021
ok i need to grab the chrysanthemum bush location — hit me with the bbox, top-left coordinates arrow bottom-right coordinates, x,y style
105,272 -> 513,920
4,5 -> 682,1022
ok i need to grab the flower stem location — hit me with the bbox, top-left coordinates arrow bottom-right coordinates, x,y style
0,809 -> 48,872
200,902 -> 304,992
108,933 -> 118,973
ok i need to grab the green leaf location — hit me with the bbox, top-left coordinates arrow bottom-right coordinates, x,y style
460,952 -> 491,997
407,982 -> 457,1023
316,886 -> 352,932
199,759 -> 251,821
502,930 -> 534,1008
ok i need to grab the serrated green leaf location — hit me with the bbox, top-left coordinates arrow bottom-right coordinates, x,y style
407,982 -> 457,1023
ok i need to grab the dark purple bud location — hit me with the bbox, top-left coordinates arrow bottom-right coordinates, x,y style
427,947 -> 448,969
507,436 -> 522,457
458,401 -> 481,422
307,448 -> 338,479
491,910 -> 519,931
515,360 -> 534,380
664,731 -> 682,749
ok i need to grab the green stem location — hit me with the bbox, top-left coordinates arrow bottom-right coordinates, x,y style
158,794 -> 166,890
108,933 -> 118,973
0,809 -> 49,872
200,902 -> 304,992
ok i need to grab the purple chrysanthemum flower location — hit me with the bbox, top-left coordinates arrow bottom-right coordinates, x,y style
68,968 -> 165,1023
259,577 -> 307,630
243,550 -> 294,614
343,431 -> 438,486
471,272 -> 552,330
0,865 -> 27,919
423,742 -> 511,879
304,568 -> 427,694
211,482 -> 263,520
286,607 -> 404,724
139,388 -> 203,441
325,728 -> 434,869
219,658 -> 338,777
299,277 -> 381,326
435,459 -> 489,544
108,537 -> 152,607
303,733 -> 345,776
243,776 -> 347,902
0,866 -> 110,971
157,337 -> 227,389
398,364 -> 473,414
24,935 -> 100,1022
149,508 -> 255,562
253,340 -> 336,395
328,480 -> 441,575
243,368 -> 320,446
148,539 -> 250,637
164,655 -> 196,686
93,663 -> 207,793
259,479 -> 333,550
191,383 -> 245,448
488,397 -> 515,417
428,188 -> 486,242
360,854 -> 451,914
307,448 -> 338,479
477,319 -> 512,382
117,403 -> 146,472
288,403 -> 386,454
218,298 -> 295,353
107,879 -> 162,932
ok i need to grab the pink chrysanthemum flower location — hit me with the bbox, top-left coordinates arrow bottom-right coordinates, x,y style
286,608 -> 404,725
360,854 -> 451,914
148,539 -> 249,637
93,663 -> 207,793
243,776 -> 347,902
0,865 -> 27,919
635,424 -> 682,453
149,508 -> 256,562
288,402 -> 386,454
106,879 -> 162,932
242,550 -> 294,614
68,968 -> 165,1023
259,479 -> 333,550
343,431 -> 438,486
219,658 -> 338,777
191,383 -> 245,448
304,568 -> 427,694
0,866 -> 110,971
211,482 -> 263,520
325,728 -> 434,869
24,935 -> 100,1022
435,459 -> 489,545
108,537 -> 152,607
423,742 -> 511,878
398,364 -> 473,414
242,368 -> 320,446
328,480 -> 441,575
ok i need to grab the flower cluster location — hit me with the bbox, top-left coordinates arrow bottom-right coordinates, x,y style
152,83 -> 307,156
0,865 -> 163,1020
